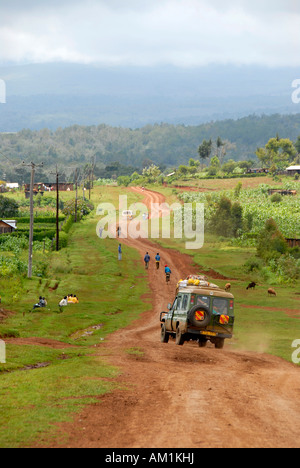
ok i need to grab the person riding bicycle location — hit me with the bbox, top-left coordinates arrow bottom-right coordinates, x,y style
165,264 -> 171,282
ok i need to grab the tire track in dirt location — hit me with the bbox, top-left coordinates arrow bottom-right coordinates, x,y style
40,187 -> 300,449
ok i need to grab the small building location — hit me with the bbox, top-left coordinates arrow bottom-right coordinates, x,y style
285,238 -> 300,248
0,220 -> 17,234
268,189 -> 297,196
6,183 -> 19,189
286,166 -> 300,176
24,182 -> 73,193
43,183 -> 74,192
247,168 -> 269,174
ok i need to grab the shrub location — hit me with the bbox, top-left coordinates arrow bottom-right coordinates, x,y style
257,218 -> 287,259
289,246 -> 300,259
58,231 -> 68,249
209,196 -> 243,238
0,195 -> 19,218
270,193 -> 282,203
244,256 -> 264,272
62,215 -> 74,234
63,199 -> 94,217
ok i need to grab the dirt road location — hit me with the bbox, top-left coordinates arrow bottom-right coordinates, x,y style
44,187 -> 300,448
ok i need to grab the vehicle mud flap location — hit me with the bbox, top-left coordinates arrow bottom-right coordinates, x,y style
187,305 -> 212,328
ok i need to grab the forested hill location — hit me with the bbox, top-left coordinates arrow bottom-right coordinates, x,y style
1,113 -> 300,181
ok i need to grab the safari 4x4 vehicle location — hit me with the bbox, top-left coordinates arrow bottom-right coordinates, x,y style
160,277 -> 234,349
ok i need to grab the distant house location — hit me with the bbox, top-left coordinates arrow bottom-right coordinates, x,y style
268,189 -> 297,196
24,182 -> 73,195
285,238 -> 300,248
0,220 -> 17,234
6,183 -> 19,189
286,166 -> 300,176
247,168 -> 269,174
24,183 -> 44,199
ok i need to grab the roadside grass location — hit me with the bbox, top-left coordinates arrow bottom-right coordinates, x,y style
0,354 -> 120,448
0,185 -> 149,447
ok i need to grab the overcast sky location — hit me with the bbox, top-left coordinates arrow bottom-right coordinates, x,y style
0,0 -> 299,67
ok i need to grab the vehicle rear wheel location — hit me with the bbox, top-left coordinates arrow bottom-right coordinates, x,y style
160,324 -> 169,343
198,337 -> 207,347
214,338 -> 225,349
175,326 -> 185,346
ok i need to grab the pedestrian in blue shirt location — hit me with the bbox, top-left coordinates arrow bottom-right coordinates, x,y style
144,252 -> 150,269
118,244 -> 122,261
155,253 -> 160,270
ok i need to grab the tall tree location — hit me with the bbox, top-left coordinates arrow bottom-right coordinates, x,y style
198,139 -> 212,168
256,137 -> 296,170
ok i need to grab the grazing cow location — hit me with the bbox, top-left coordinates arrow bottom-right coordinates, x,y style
246,281 -> 257,290
268,288 -> 277,296
225,283 -> 231,291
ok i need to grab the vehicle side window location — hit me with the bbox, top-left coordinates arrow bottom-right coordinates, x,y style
176,295 -> 182,310
181,294 -> 189,310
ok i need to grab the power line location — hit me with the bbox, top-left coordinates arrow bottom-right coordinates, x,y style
50,165 -> 60,252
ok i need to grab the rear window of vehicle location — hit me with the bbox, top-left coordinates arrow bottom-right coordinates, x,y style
191,295 -> 210,308
212,298 -> 233,316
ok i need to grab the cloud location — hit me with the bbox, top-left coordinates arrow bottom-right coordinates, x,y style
0,0 -> 299,67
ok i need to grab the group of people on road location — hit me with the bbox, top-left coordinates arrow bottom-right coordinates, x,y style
144,252 -> 172,282
117,244 -> 172,282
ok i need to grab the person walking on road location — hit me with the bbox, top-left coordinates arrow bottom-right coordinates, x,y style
144,252 -> 150,269
155,253 -> 160,270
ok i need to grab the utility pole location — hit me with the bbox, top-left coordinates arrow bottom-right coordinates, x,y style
88,168 -> 91,200
22,161 -> 44,278
74,168 -> 78,223
51,165 -> 60,251
56,168 -> 59,251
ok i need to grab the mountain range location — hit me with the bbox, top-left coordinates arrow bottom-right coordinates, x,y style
0,62 -> 299,131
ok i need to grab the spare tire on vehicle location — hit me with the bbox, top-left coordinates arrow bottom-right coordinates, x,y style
187,305 -> 212,328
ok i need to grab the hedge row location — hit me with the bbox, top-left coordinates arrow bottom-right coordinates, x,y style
11,229 -> 56,242
14,216 -> 65,223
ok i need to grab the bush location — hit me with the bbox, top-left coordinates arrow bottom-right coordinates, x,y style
0,195 -> 19,218
289,246 -> 300,259
244,256 -> 264,272
270,193 -> 282,203
257,218 -> 288,261
117,176 -> 131,187
63,199 -> 94,217
209,196 -> 243,238
58,231 -> 68,249
61,215 -> 74,234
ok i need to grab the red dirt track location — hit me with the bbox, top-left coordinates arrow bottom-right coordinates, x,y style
41,187 -> 300,449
